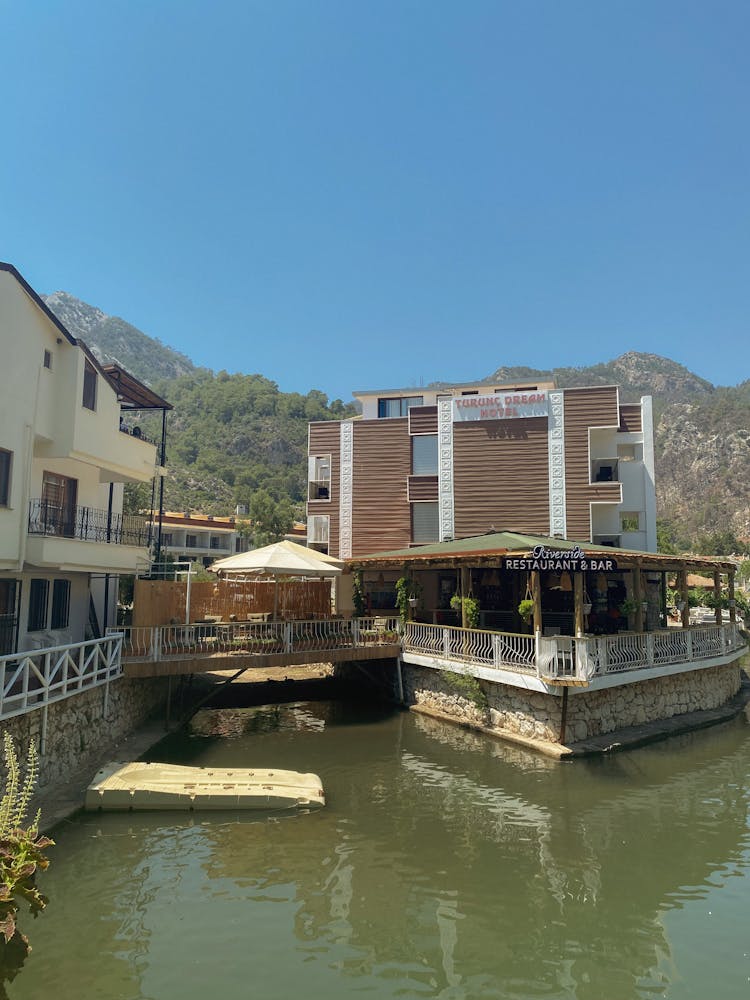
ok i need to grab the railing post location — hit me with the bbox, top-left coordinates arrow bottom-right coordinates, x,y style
646,634 -> 655,667
284,623 -> 293,653
492,633 -> 501,670
153,627 -> 161,663
534,630 -> 541,677
686,630 -> 693,662
442,628 -> 450,659
352,618 -> 360,647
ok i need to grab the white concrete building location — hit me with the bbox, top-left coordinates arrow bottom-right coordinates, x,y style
0,262 -> 170,653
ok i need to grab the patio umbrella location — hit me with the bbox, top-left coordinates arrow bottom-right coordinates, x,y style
208,540 -> 344,618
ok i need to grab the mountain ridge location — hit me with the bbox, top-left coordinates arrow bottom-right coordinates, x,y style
43,290 -> 750,546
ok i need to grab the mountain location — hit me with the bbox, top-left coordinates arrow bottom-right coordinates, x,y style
484,355 -> 750,547
40,291 -> 750,548
486,353 -> 714,414
42,291 -> 196,383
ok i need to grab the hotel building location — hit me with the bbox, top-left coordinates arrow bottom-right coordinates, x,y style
307,379 -> 656,559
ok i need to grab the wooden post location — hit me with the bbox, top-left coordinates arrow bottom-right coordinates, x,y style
574,572 -> 584,636
633,563 -> 644,632
531,570 -> 542,635
729,569 -> 737,623
559,687 -> 569,744
714,570 -> 723,626
679,568 -> 690,628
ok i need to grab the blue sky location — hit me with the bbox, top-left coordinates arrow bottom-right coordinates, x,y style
3,1 -> 748,401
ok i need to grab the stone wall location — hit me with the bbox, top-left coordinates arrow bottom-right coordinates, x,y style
401,664 -> 562,744
401,661 -> 743,747
0,676 -> 169,790
565,662 -> 742,741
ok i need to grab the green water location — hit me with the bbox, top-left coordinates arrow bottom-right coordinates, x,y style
13,698 -> 750,1000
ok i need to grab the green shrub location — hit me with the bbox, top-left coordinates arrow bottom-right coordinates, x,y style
443,671 -> 488,710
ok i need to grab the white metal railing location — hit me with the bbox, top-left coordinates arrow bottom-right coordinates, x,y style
113,617 -> 746,686
0,634 -> 123,721
114,617 -> 402,662
403,623 -> 537,674
543,623 -> 746,682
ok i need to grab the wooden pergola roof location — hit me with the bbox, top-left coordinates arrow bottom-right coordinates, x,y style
348,531 -> 736,575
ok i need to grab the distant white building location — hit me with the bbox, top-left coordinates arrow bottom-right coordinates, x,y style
150,511 -> 309,569
0,262 -> 171,653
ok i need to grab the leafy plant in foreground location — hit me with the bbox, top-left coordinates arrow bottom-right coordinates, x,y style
0,735 -> 53,987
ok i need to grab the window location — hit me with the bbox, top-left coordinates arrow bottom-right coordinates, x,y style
620,512 -> 641,533
591,458 -> 619,483
0,580 -> 19,655
307,515 -> 329,544
82,359 -> 97,410
412,502 -> 439,543
412,435 -> 438,475
51,580 -> 71,630
308,455 -> 332,500
28,579 -> 49,632
161,532 -> 173,547
0,450 -> 11,507
186,534 -> 198,548
377,396 -> 423,418
43,349 -> 52,369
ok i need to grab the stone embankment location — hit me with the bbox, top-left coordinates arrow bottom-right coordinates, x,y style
401,661 -> 746,756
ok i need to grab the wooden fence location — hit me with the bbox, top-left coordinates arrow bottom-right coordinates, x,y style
132,578 -> 333,626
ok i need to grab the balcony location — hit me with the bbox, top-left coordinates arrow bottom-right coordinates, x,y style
28,499 -> 151,547
308,479 -> 331,501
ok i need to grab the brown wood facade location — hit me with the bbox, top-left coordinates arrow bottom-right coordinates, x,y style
453,417 -> 551,537
309,386 -> 651,558
619,404 -> 643,433
351,419 -> 412,554
308,422 -> 341,555
563,387 -> 622,541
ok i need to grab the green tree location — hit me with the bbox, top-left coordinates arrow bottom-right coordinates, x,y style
249,489 -> 294,546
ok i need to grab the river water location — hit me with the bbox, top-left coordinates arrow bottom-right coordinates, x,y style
14,695 -> 750,1000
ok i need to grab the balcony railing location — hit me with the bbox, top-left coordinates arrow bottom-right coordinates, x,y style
403,622 -> 746,684
0,634 -> 123,722
115,617 -> 402,661
28,500 -> 151,547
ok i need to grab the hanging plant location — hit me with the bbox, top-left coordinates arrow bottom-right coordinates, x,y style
450,594 -> 481,628
395,577 -> 421,621
352,570 -> 366,618
517,598 -> 535,624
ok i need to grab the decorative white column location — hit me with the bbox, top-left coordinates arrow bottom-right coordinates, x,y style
641,395 -> 657,552
339,422 -> 353,559
548,391 -> 566,538
438,399 -> 455,541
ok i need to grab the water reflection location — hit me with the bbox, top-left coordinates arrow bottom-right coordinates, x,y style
15,702 -> 750,1000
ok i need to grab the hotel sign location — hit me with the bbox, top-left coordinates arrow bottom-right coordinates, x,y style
452,392 -> 549,422
503,545 -> 618,572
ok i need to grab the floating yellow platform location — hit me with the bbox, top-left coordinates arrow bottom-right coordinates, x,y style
85,761 -> 325,812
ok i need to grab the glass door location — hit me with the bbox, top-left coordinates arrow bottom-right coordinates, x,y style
42,472 -> 78,537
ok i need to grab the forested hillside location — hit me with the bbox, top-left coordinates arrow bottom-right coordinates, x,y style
147,370 -> 354,513
45,290 -> 750,550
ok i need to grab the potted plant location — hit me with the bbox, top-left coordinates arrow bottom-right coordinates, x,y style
619,597 -> 638,618
517,598 -> 535,625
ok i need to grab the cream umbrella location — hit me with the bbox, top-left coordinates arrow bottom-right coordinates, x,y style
209,540 -> 344,618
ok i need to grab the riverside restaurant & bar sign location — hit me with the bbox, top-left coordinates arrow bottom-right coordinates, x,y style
503,545 -> 618,573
